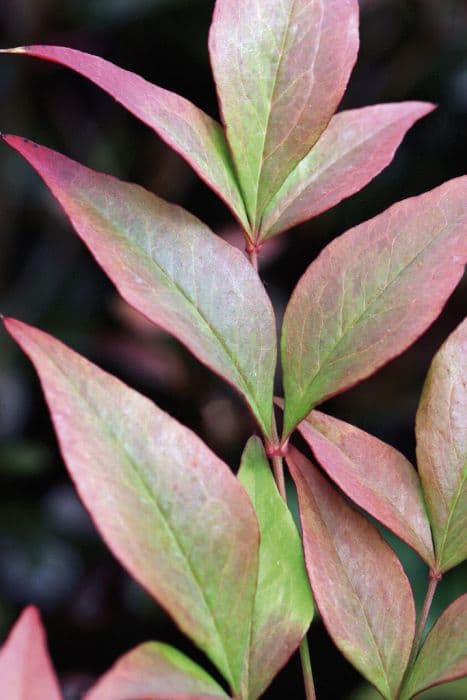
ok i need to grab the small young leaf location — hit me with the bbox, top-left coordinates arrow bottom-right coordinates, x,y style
282,177 -> 467,438
0,607 -> 62,700
401,594 -> 467,700
297,409 -> 435,566
261,102 -> 435,239
237,437 -> 313,699
0,46 -> 249,230
416,318 -> 467,573
2,136 -> 276,439
209,0 -> 359,229
4,319 -> 259,695
86,642 -> 229,700
288,447 -> 415,699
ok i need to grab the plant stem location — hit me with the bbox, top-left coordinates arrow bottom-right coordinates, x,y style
247,246 -> 258,271
412,574 -> 440,659
267,414 -> 316,700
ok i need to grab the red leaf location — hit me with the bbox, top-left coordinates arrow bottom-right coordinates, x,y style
297,409 -> 435,566
0,607 -> 62,700
261,102 -> 435,239
0,45 -> 248,230
288,448 -> 415,699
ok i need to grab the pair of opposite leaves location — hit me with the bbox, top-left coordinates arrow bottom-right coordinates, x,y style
2,316 -> 466,700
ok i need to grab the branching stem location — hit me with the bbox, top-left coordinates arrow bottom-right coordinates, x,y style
412,573 -> 440,659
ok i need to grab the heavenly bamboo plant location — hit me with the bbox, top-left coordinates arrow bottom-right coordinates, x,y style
0,1 -> 466,699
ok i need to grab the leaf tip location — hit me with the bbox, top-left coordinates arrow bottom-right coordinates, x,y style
0,46 -> 26,54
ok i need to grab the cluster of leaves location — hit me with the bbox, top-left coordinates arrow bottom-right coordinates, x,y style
0,1 -> 466,699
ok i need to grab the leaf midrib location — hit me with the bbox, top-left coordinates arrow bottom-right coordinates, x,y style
41,342 -> 237,689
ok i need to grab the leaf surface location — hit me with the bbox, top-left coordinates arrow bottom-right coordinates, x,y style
297,410 -> 434,566
282,177 -> 467,437
261,102 -> 434,239
4,319 -> 259,695
0,607 -> 62,700
86,642 -> 229,700
401,594 -> 467,700
2,136 -> 276,439
288,448 -> 415,699
416,319 -> 467,572
209,0 -> 359,229
0,45 -> 248,229
237,438 -> 313,699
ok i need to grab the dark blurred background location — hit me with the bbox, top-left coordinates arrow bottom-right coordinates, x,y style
0,1 -> 466,698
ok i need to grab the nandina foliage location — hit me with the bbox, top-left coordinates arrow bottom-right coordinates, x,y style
1,1 -> 466,699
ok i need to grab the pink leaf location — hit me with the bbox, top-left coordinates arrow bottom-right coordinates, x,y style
209,0 -> 359,229
281,177 -> 467,438
0,607 -> 62,700
0,45 -> 249,230
416,318 -> 467,573
86,642 -> 229,700
288,448 -> 415,699
2,136 -> 276,439
4,319 -> 259,694
297,409 -> 435,567
401,594 -> 467,699
261,102 -> 435,239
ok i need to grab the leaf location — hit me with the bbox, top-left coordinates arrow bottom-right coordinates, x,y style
86,642 -> 229,700
416,318 -> 467,573
2,136 -> 276,439
237,437 -> 313,699
4,319 -> 259,695
0,45 -> 249,230
261,102 -> 435,239
401,594 -> 467,700
0,606 -> 62,700
209,0 -> 359,230
350,677 -> 467,700
297,409 -> 435,566
288,447 -> 415,699
281,177 -> 467,438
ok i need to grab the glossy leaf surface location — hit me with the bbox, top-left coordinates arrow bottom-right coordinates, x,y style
401,594 -> 467,700
237,438 -> 313,699
416,318 -> 467,573
288,448 -> 415,699
209,0 -> 359,229
86,642 -> 229,700
4,319 -> 259,694
261,102 -> 434,239
0,45 -> 248,229
298,410 -> 434,566
3,136 -> 276,439
282,177 -> 467,438
0,607 -> 62,700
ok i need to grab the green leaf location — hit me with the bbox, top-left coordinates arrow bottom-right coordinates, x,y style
86,642 -> 229,699
2,136 -> 276,440
350,677 -> 467,700
0,45 -> 249,231
401,594 -> 467,700
209,0 -> 359,231
281,177 -> 467,438
237,437 -> 313,699
288,447 -> 415,699
416,319 -> 467,573
4,319 -> 259,695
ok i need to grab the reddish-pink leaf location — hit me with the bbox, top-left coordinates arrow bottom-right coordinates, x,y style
297,409 -> 435,566
288,448 -> 415,699
401,594 -> 467,699
209,0 -> 359,229
261,102 -> 435,239
2,136 -> 276,439
0,607 -> 62,700
4,319 -> 259,694
86,642 -> 229,700
282,177 -> 467,438
416,318 -> 467,573
0,45 -> 248,230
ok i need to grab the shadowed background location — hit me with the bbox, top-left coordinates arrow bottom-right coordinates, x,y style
0,1 -> 466,698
